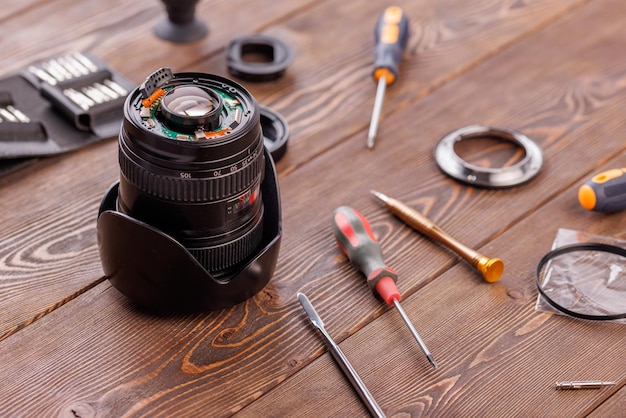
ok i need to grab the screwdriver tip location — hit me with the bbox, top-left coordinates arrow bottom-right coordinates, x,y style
427,354 -> 438,369
370,190 -> 389,204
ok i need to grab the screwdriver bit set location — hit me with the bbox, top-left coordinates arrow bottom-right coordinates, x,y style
21,52 -> 132,136
0,52 -> 133,175
27,53 -> 99,85
0,104 -> 30,123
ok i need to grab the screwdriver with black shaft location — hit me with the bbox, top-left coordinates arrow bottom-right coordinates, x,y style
331,206 -> 437,369
367,6 -> 410,149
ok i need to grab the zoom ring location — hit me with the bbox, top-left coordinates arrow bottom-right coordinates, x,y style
120,145 -> 264,203
188,206 -> 264,274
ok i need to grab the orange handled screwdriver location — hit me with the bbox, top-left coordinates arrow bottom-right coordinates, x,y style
367,6 -> 410,149
578,168 -> 626,212
331,206 -> 437,369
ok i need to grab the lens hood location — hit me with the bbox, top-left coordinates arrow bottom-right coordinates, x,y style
96,148 -> 281,312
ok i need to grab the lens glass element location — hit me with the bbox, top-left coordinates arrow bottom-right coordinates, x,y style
165,87 -> 214,116
160,85 -> 223,133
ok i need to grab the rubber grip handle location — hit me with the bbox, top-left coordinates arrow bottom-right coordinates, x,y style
332,206 -> 399,304
373,6 -> 410,85
578,168 -> 626,212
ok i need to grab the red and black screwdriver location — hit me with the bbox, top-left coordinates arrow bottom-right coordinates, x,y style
331,206 -> 437,369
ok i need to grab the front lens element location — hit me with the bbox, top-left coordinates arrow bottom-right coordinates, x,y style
160,86 -> 223,132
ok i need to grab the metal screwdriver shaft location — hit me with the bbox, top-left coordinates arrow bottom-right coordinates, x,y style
367,76 -> 387,148
392,299 -> 437,368
297,293 -> 386,418
331,206 -> 437,369
367,6 -> 409,149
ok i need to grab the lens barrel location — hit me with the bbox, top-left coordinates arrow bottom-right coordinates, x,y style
117,70 -> 265,277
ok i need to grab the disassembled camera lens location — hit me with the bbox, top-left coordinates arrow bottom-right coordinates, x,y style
227,35 -> 293,82
118,68 -> 266,277
98,68 -> 282,311
434,125 -> 544,188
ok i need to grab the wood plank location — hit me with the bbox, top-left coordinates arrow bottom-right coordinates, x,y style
235,1 -> 626,411
237,152 -> 626,417
230,0 -> 591,174
236,198 -> 626,418
0,0 -> 318,81
0,142 -> 116,341
0,1 -> 39,21
0,0 -> 589,340
1,0 -> 625,416
0,0 -> 317,340
587,387 -> 626,417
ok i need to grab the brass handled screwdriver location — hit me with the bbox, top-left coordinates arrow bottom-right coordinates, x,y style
331,206 -> 437,369
371,191 -> 504,283
367,6 -> 410,149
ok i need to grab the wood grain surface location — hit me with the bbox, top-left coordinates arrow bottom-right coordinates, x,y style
0,0 -> 624,416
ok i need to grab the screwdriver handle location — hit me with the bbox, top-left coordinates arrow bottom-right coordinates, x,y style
578,168 -> 626,212
373,6 -> 410,85
332,206 -> 400,305
371,191 -> 504,283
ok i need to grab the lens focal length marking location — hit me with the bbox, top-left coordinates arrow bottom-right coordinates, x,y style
121,138 -> 265,202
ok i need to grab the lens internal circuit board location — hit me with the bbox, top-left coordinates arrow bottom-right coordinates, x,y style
138,85 -> 245,141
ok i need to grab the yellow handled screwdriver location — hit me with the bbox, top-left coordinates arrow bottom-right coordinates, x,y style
367,6 -> 410,149
578,168 -> 626,212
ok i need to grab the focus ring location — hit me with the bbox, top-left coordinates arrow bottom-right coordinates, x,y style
188,206 -> 264,274
119,141 -> 265,202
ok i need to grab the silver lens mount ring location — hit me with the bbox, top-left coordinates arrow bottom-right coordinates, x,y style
433,125 -> 544,188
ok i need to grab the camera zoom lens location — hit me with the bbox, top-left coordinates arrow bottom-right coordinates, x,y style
118,68 -> 266,278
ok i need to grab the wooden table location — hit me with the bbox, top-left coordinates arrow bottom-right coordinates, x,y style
1,0 -> 624,416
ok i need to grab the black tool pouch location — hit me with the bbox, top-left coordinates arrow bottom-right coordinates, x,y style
0,53 -> 133,177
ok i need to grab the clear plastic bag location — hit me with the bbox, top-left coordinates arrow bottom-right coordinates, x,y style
535,228 -> 626,323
